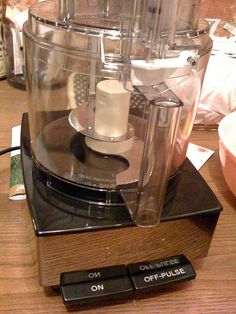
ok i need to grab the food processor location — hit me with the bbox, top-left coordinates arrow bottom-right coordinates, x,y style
21,0 -> 222,299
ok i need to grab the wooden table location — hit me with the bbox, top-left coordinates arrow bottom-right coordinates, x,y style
0,79 -> 236,313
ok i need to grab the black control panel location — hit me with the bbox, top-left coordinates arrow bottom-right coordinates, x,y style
60,255 -> 196,306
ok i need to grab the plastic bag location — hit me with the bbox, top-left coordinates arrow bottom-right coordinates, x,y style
195,51 -> 236,125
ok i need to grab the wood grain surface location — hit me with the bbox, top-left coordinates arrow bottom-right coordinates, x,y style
1,75 -> 236,314
200,0 -> 236,37
200,0 -> 236,22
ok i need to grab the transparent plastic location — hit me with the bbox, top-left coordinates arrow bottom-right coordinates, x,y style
23,0 -> 212,226
122,98 -> 182,226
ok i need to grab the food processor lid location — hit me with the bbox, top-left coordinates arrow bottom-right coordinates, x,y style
57,0 -> 202,32
28,0 -> 209,46
31,0 -> 202,30
27,0 -> 211,77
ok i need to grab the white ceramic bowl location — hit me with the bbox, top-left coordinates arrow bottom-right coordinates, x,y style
218,111 -> 236,197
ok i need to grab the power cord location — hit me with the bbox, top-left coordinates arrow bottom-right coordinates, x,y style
0,146 -> 21,156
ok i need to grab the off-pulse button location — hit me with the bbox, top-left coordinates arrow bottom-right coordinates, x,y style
131,263 -> 196,293
127,254 -> 190,274
61,276 -> 133,305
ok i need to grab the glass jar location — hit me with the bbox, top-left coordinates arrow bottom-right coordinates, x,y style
2,0 -> 37,89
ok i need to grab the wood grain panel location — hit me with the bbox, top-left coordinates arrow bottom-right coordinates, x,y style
37,215 -> 218,286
